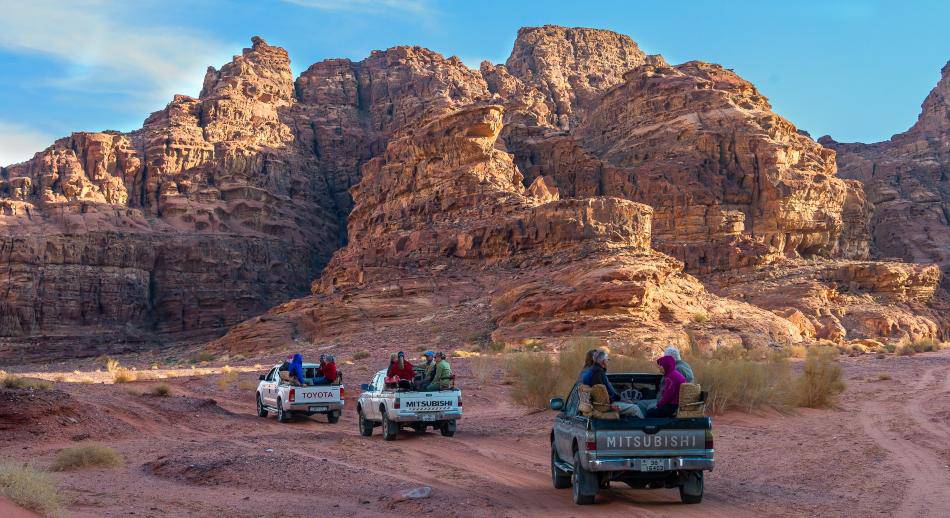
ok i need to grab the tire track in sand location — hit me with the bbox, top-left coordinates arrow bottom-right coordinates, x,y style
860,363 -> 950,518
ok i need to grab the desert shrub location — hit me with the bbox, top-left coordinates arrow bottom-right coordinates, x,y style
470,356 -> 499,385
1,374 -> 52,390
911,338 -> 939,353
788,345 -> 807,358
352,350 -> 370,360
105,358 -> 136,383
875,373 -> 892,381
897,344 -> 916,356
691,312 -> 709,324
51,444 -> 122,471
236,378 -> 258,391
506,353 -> 561,409
688,353 -> 793,414
793,347 -> 845,408
150,384 -> 171,397
217,368 -> 238,390
192,350 -> 216,363
0,462 -> 60,515
883,342 -> 897,353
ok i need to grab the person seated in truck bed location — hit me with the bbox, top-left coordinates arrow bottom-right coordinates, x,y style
278,354 -> 293,384
664,345 -> 694,383
415,351 -> 436,390
425,351 -> 453,391
288,353 -> 307,386
311,354 -> 337,385
387,351 -> 415,388
645,355 -> 686,418
582,349 -> 643,417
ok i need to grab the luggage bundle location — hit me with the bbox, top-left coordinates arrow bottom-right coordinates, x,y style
578,384 -> 619,420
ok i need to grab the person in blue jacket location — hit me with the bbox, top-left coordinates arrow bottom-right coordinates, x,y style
289,353 -> 306,385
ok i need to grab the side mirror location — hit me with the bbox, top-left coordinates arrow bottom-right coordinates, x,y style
259,375 -> 266,381
550,397 -> 564,411
360,383 -> 371,391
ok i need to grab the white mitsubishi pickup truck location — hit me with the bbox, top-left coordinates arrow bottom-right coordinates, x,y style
356,368 -> 462,440
255,363 -> 344,423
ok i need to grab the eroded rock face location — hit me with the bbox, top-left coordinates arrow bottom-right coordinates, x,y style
0,38 -> 492,358
821,61 -> 950,288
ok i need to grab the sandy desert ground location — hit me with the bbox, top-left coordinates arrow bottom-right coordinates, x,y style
2,348 -> 949,517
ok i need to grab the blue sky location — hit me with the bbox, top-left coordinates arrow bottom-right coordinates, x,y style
1,0 -> 947,166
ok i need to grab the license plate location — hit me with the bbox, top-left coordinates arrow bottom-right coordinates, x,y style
309,406 -> 328,412
640,459 -> 666,472
421,414 -> 437,421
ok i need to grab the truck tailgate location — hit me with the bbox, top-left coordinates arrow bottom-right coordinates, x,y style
596,429 -> 705,453
291,386 -> 341,404
400,391 -> 458,411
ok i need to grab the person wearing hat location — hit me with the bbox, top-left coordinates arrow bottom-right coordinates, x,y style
386,351 -> 415,383
425,351 -> 453,391
416,351 -> 436,390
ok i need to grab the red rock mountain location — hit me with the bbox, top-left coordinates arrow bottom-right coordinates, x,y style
1,27 -> 946,361
821,61 -> 950,289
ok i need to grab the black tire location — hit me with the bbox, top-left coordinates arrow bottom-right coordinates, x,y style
327,410 -> 340,424
358,410 -> 373,436
382,414 -> 398,441
679,471 -> 704,504
276,398 -> 289,423
256,394 -> 268,417
439,420 -> 456,437
571,451 -> 597,505
551,446 -> 571,489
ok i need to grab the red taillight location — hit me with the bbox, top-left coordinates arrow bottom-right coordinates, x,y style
339,387 -> 344,398
394,397 -> 400,409
586,440 -> 597,451
705,430 -> 714,450
289,389 -> 295,402
457,396 -> 462,407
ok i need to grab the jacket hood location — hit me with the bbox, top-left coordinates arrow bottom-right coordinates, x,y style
657,355 -> 677,374
291,353 -> 303,366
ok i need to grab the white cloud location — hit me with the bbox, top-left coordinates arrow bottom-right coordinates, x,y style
0,0 -> 230,107
0,121 -> 55,167
282,0 -> 430,14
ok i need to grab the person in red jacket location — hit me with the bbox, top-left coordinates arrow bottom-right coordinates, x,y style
386,351 -> 414,382
313,354 -> 337,385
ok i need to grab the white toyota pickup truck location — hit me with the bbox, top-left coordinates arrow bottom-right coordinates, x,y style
356,368 -> 462,440
255,363 -> 344,423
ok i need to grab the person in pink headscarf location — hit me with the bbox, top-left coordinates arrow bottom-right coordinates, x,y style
646,355 -> 686,418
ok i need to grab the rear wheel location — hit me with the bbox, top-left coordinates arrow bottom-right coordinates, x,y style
679,471 -> 704,504
439,420 -> 456,437
327,410 -> 340,424
256,394 -> 268,417
382,414 -> 398,441
551,446 -> 571,489
358,410 -> 373,436
276,398 -> 289,423
571,451 -> 597,505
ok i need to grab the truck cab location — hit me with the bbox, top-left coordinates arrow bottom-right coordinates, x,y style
550,373 -> 713,505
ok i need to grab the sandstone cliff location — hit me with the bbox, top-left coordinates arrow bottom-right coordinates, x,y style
821,61 -> 950,290
2,27 -> 946,361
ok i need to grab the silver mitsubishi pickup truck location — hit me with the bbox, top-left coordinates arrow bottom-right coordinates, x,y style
549,372 -> 714,505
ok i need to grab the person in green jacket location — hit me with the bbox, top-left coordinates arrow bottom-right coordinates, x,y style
425,351 -> 453,391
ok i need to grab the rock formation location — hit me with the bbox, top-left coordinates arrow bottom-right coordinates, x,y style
2,27 -> 946,361
821,61 -> 950,290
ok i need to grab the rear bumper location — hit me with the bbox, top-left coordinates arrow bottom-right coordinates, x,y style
391,410 -> 462,422
586,454 -> 714,472
287,401 -> 344,412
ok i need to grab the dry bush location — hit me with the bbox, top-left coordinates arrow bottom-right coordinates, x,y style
236,378 -> 258,391
352,350 -> 370,360
105,358 -> 137,383
470,356 -> 499,385
0,462 -> 60,515
51,444 -> 122,471
1,373 -> 52,390
506,353 -> 560,409
691,312 -> 709,324
688,353 -> 793,414
150,384 -> 171,397
897,344 -> 916,356
875,373 -> 892,381
217,368 -> 238,390
793,347 -> 845,408
192,350 -> 216,363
